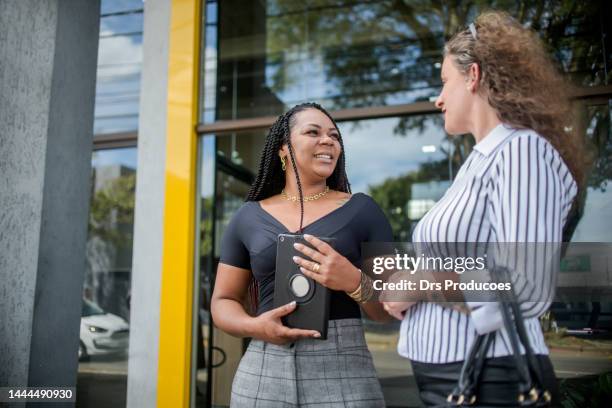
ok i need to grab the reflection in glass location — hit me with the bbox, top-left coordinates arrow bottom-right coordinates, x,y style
195,134 -> 259,407
193,136 -> 216,407
194,101 -> 612,405
197,1 -> 611,403
546,101 -> 612,397
80,298 -> 129,361
572,100 -> 612,242
201,1 -> 219,124
77,147 -> 137,407
94,0 -> 144,134
100,0 -> 143,16
339,115 -> 468,242
203,0 -> 609,122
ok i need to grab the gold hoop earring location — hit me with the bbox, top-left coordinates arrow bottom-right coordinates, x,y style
280,156 -> 286,171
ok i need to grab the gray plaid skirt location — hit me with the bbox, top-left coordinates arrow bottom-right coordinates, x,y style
230,318 -> 385,407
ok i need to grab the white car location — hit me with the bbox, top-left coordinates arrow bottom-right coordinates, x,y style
79,298 -> 129,361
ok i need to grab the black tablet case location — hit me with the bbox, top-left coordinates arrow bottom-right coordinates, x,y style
273,234 -> 334,339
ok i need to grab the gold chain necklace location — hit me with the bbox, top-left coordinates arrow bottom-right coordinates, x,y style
281,186 -> 330,202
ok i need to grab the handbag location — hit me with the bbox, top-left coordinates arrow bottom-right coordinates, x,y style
445,266 -> 553,407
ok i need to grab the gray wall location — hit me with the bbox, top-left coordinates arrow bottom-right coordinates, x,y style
0,0 -> 100,404
126,0 -> 171,406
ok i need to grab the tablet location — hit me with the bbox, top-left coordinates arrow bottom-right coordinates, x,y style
273,234 -> 335,340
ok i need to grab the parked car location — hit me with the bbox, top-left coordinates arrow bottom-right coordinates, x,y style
79,298 -> 129,361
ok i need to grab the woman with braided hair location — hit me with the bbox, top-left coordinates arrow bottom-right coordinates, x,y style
211,102 -> 393,407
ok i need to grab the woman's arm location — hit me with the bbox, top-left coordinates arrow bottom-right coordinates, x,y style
211,263 -> 321,344
210,263 -> 256,337
360,299 -> 395,322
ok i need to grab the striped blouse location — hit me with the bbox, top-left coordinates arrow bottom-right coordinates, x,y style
398,124 -> 578,363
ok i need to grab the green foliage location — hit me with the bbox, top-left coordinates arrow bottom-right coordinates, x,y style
266,0 -> 605,134
200,197 -> 213,257
368,155 -> 451,240
368,174 -> 412,241
585,104 -> 612,192
560,372 -> 612,408
88,173 -> 136,249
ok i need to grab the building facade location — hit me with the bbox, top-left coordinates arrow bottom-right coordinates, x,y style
1,1 -> 610,407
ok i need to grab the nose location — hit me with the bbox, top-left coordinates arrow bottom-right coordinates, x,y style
435,94 -> 443,110
320,132 -> 334,145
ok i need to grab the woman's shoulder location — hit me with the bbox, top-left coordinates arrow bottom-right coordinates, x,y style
495,127 -> 555,157
228,200 -> 259,222
347,193 -> 393,239
491,128 -> 577,190
350,192 -> 378,206
489,128 -> 562,173
347,192 -> 387,216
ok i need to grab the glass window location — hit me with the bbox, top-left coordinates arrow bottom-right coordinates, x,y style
340,115 -> 471,241
94,0 -> 144,134
77,147 -> 137,407
196,104 -> 612,405
552,99 -> 612,359
202,0 -> 610,122
194,133 -> 262,407
571,99 -> 612,242
101,0 -> 143,16
201,1 -> 219,124
197,1 -> 612,405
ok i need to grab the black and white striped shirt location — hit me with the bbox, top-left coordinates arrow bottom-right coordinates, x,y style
398,124 -> 577,363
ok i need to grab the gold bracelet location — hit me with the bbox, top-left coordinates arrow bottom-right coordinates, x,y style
347,269 -> 374,304
347,269 -> 364,298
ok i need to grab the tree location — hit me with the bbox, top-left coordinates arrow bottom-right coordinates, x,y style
88,173 -> 136,248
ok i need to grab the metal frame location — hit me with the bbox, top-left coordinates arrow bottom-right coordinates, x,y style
91,84 -> 612,145
195,84 -> 612,135
196,101 -> 439,134
92,131 -> 137,150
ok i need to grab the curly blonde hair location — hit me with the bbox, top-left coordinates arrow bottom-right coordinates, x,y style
444,10 -> 588,190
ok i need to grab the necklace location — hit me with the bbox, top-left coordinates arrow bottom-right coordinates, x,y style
281,186 -> 330,202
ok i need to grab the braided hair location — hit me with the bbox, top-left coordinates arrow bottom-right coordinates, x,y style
246,102 -> 351,233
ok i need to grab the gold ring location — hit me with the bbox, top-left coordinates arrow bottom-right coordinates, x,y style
312,263 -> 320,273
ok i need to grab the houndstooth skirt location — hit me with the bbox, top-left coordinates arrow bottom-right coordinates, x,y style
230,318 -> 385,407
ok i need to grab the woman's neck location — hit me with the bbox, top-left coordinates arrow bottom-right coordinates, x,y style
470,98 -> 502,143
283,177 -> 327,198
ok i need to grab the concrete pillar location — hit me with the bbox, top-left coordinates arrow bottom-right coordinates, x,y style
126,0 -> 171,407
0,0 -> 100,404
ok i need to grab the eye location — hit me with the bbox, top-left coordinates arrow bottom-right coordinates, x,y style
307,129 -> 318,135
330,133 -> 340,140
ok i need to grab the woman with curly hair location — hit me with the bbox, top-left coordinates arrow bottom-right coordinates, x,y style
383,10 -> 587,407
212,102 -> 392,407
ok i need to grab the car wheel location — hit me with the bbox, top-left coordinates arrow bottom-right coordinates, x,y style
78,341 -> 89,362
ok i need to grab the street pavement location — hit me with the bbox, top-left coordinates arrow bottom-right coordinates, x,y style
75,349 -> 611,407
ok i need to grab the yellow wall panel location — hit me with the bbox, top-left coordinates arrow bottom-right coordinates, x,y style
157,0 -> 201,407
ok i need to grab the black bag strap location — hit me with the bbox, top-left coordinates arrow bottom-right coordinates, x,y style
446,265 -> 552,407
498,266 -> 552,405
448,332 -> 492,405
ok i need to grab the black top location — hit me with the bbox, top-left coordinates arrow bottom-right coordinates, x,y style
219,192 -> 393,319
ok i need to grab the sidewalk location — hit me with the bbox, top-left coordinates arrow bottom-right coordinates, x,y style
366,330 -> 612,407
545,331 -> 612,355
